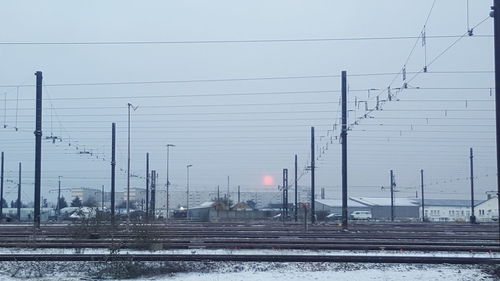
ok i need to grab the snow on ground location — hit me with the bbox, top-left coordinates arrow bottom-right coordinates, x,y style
0,248 -> 497,280
164,265 -> 494,281
0,261 -> 496,281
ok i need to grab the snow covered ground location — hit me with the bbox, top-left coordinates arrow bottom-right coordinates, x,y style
0,261 -> 496,281
0,248 -> 497,280
164,265 -> 495,281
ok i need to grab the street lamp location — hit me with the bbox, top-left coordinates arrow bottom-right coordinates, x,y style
186,164 -> 192,219
127,103 -> 138,223
166,144 -> 175,219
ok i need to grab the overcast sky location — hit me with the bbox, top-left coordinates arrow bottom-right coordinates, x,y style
0,0 -> 496,205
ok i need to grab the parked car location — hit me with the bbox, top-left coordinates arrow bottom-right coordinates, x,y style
326,213 -> 342,221
350,211 -> 372,220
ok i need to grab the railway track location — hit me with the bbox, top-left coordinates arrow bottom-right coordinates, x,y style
0,254 -> 497,265
0,222 -> 497,252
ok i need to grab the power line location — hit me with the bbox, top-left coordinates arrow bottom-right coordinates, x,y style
5,116 -> 495,124
3,97 -> 495,109
407,16 -> 492,85
0,70 -> 492,89
0,34 -> 492,46
2,108 -> 494,118
5,100 -> 338,110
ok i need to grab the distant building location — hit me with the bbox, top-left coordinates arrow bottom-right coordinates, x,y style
420,199 -> 481,222
315,199 -> 371,214
121,187 -> 147,206
475,196 -> 499,222
187,201 -> 277,222
69,188 -> 101,204
159,189 -> 284,211
350,197 -> 420,220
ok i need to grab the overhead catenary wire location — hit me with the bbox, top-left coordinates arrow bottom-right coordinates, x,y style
1,108 -> 494,119
302,0 -> 442,169
346,11 -> 492,132
345,16 -> 493,130
407,16 -> 492,85
3,97 -> 495,111
0,70 -> 493,89
0,34 -> 492,46
295,2 -> 495,184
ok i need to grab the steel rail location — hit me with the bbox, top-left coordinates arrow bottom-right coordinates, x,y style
0,254 -> 497,264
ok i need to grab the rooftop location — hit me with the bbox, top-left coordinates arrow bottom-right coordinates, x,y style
315,199 -> 367,208
423,199 -> 485,207
350,197 -> 419,207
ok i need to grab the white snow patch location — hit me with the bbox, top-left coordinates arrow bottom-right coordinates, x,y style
0,262 -> 494,281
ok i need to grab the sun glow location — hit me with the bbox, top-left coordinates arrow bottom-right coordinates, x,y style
263,175 -> 274,186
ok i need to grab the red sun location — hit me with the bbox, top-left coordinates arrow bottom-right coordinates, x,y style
263,175 -> 274,186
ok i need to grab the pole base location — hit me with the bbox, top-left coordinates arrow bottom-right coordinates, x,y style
470,215 -> 477,224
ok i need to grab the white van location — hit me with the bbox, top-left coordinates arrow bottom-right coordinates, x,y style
350,211 -> 372,220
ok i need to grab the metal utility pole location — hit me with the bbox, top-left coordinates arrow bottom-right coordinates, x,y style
1,152 -> 4,221
127,104 -> 131,221
146,153 -> 149,218
151,170 -> 156,219
237,185 -> 241,203
491,1 -> 500,242
126,103 -> 138,223
470,148 -> 477,223
420,169 -> 425,222
390,170 -> 395,222
166,144 -> 175,219
282,169 -> 288,220
341,70 -> 348,229
57,176 -> 61,219
310,127 -> 316,224
186,164 -> 192,219
111,123 -> 116,227
227,176 -> 230,202
34,71 -> 42,229
17,162 -> 21,221
217,186 -> 220,217
294,154 -> 298,222
101,185 -> 104,210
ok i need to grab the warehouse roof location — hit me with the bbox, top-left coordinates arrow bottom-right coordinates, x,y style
315,199 -> 367,208
350,197 -> 419,207
423,199 -> 484,207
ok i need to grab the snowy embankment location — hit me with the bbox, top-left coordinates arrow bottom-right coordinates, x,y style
0,261 -> 497,281
0,248 -> 497,280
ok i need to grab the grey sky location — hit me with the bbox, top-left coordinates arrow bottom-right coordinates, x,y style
0,0 -> 496,205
